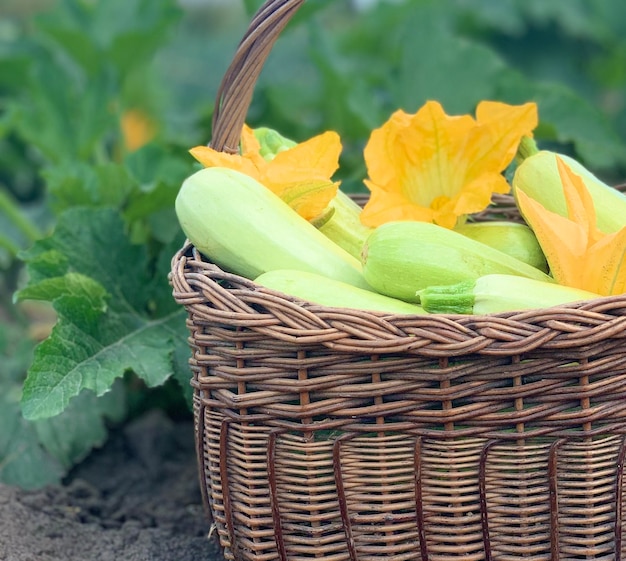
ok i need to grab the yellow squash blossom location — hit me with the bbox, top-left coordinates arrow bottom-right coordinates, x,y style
516,157 -> 626,296
190,125 -> 341,221
360,100 -> 538,229
121,109 -> 156,152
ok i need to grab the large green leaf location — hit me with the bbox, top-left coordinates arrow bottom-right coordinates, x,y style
0,394 -> 64,489
0,319 -> 127,489
34,0 -> 181,78
12,56 -> 116,165
17,207 -> 189,420
391,1 -> 506,114
495,70 -> 626,170
44,162 -> 137,212
457,0 -> 594,38
34,383 -> 127,471
0,384 -> 127,489
0,328 -> 51,488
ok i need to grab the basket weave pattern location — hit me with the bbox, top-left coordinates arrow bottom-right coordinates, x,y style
170,1 -> 626,559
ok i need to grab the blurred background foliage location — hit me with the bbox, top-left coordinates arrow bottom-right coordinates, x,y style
1,0 -> 626,487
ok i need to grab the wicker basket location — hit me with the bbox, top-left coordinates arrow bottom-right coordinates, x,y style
170,1 -> 626,559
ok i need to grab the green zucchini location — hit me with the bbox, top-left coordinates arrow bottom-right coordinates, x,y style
417,274 -> 600,314
253,126 -> 296,160
316,190 -> 374,259
513,150 -> 626,234
175,167 -> 370,289
255,269 -> 426,314
252,126 -> 374,259
361,221 -> 553,302
453,221 -> 548,273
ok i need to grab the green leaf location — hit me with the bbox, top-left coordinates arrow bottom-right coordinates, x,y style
35,21 -> 102,76
21,306 -> 182,420
592,0 -> 626,38
16,271 -> 107,307
0,320 -> 127,489
34,383 -> 127,471
495,71 -> 626,170
308,23 -> 381,137
0,383 -> 127,489
44,162 -> 137,212
103,0 -> 183,77
0,395 -> 64,489
124,183 -> 177,229
454,0 -> 526,35
0,41 -> 33,93
242,0 -> 264,17
18,208 -> 149,304
288,0 -> 337,28
454,0 -> 598,42
33,0 -> 181,79
519,0 -> 596,39
125,143 -> 192,189
13,57 -> 115,165
170,338 -> 193,406
10,0 -> 183,169
392,1 -> 506,114
17,207 -> 188,420
151,232 -> 187,317
536,83 -> 626,169
0,188 -> 42,262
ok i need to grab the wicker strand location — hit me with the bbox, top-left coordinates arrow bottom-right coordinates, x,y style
210,0 -> 304,152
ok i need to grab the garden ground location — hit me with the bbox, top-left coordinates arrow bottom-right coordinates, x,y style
0,409 -> 224,561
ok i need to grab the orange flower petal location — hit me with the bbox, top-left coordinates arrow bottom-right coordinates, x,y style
274,180 -> 339,221
584,228 -> 626,295
360,180 -> 434,226
268,131 -> 341,183
363,109 -> 415,190
517,156 -> 626,296
240,124 -> 262,154
556,156 -> 604,245
448,174 -> 510,216
190,127 -> 341,222
400,102 -> 476,201
515,187 -> 587,288
362,100 -> 538,228
189,145 -> 261,178
467,101 -> 538,174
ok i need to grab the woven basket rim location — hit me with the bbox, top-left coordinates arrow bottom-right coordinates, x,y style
171,241 -> 626,358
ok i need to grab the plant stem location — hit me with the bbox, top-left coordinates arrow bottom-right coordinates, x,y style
515,136 -> 539,164
0,235 -> 21,256
0,187 -> 41,243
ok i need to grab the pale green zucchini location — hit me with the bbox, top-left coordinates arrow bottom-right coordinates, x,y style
316,190 -> 374,259
175,167 -> 370,289
453,221 -> 548,273
253,126 -> 296,160
252,126 -> 374,259
255,269 -> 426,314
417,274 -> 600,314
513,150 -> 626,234
361,221 -> 553,302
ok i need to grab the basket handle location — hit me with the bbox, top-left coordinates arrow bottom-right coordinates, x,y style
210,0 -> 305,154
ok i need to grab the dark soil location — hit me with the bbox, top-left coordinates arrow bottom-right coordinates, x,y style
0,410 -> 225,561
